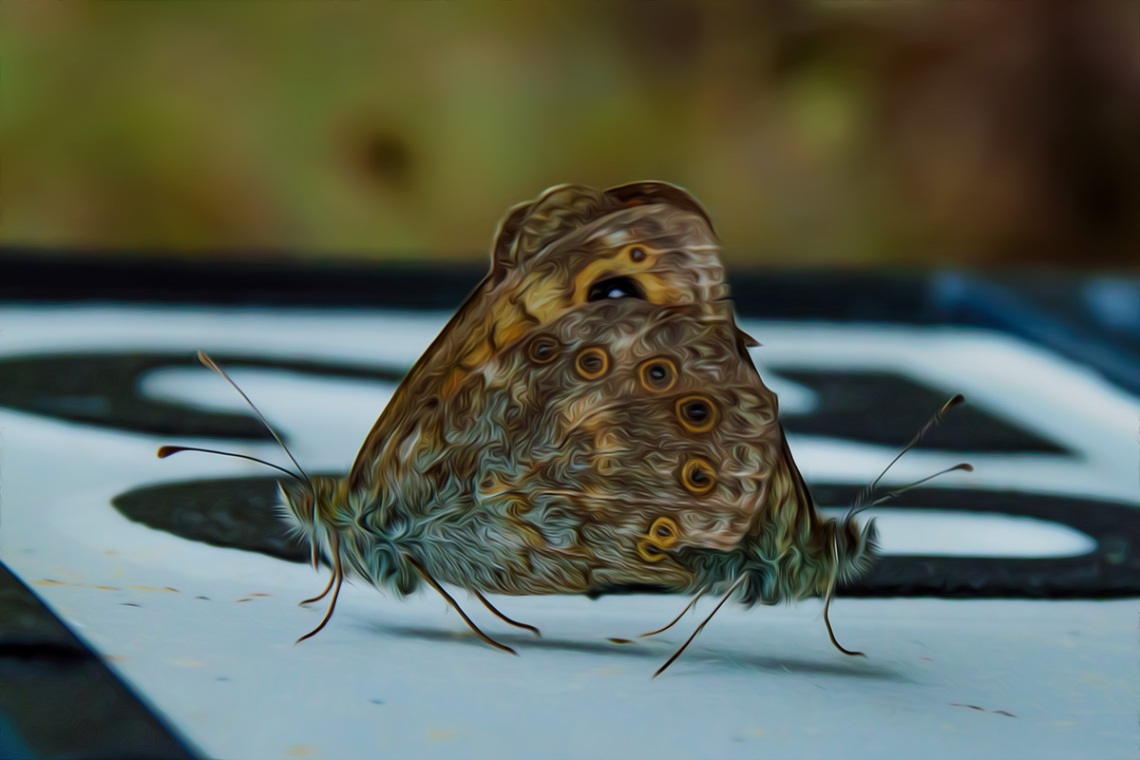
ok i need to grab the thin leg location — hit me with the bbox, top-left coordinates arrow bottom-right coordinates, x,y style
639,588 -> 708,638
823,586 -> 864,658
296,534 -> 343,643
823,534 -> 864,657
474,590 -> 541,637
299,569 -> 336,606
653,575 -> 747,679
408,557 -> 517,656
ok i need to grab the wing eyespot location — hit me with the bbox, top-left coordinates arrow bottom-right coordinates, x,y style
575,347 -> 610,380
647,516 -> 679,547
586,276 -> 644,302
638,358 -> 677,392
680,458 -> 717,496
637,539 -> 667,563
528,335 -> 561,364
675,395 -> 717,433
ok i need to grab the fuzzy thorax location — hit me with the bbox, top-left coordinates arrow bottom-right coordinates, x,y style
278,476 -> 424,596
724,514 -> 879,607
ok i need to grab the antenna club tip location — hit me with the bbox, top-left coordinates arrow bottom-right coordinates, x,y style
941,393 -> 966,413
198,350 -> 223,372
157,446 -> 180,459
957,463 -> 975,473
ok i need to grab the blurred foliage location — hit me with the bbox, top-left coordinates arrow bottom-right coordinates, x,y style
1,0 -> 1137,266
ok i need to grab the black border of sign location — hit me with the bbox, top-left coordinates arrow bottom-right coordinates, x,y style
0,247 -> 932,318
4,248 -> 1139,394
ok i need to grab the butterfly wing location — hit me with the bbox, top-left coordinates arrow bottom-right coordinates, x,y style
345,182 -> 818,595
348,182 -> 730,492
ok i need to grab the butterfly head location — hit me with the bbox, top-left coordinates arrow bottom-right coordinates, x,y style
278,475 -> 347,569
832,513 -> 879,586
689,468 -> 881,607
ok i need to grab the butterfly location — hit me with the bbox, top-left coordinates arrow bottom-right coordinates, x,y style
161,181 -> 969,677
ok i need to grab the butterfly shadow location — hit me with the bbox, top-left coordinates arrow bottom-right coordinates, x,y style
358,621 -> 913,682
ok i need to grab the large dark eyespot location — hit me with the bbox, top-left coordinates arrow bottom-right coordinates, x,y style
675,395 -> 717,433
587,276 -> 644,302
528,335 -> 560,364
648,516 -> 679,547
575,347 -> 610,380
680,458 -> 716,496
638,358 -> 677,392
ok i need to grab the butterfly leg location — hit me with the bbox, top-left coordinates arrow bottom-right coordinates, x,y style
639,587 -> 708,638
407,557 -> 518,656
474,590 -> 541,637
653,575 -> 746,679
823,585 -> 864,658
296,534 -> 344,644
821,535 -> 864,658
299,569 -> 336,606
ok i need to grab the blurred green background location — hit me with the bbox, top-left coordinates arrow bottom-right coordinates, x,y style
2,0 -> 1137,267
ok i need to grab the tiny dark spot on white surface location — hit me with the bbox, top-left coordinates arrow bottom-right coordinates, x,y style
607,638 -> 635,645
216,676 -> 231,682
950,703 -> 986,712
120,603 -> 141,607
369,699 -> 385,705
195,596 -> 210,600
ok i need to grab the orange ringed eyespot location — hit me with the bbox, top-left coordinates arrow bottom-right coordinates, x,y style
637,539 -> 667,563
638,358 -> 677,392
675,395 -> 717,433
575,347 -> 610,379
647,516 -> 679,548
680,458 -> 716,496
528,335 -> 560,364
638,357 -> 670,391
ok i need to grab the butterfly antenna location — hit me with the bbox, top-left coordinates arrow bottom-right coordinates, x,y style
861,463 -> 974,512
196,350 -> 311,486
296,533 -> 343,643
846,394 -> 966,522
163,353 -> 324,571
156,446 -> 308,486
653,575 -> 747,679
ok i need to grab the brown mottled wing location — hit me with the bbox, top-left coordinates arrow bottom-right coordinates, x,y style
404,294 -> 810,596
345,182 -> 730,496
346,273 -> 492,493
341,182 -> 821,596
